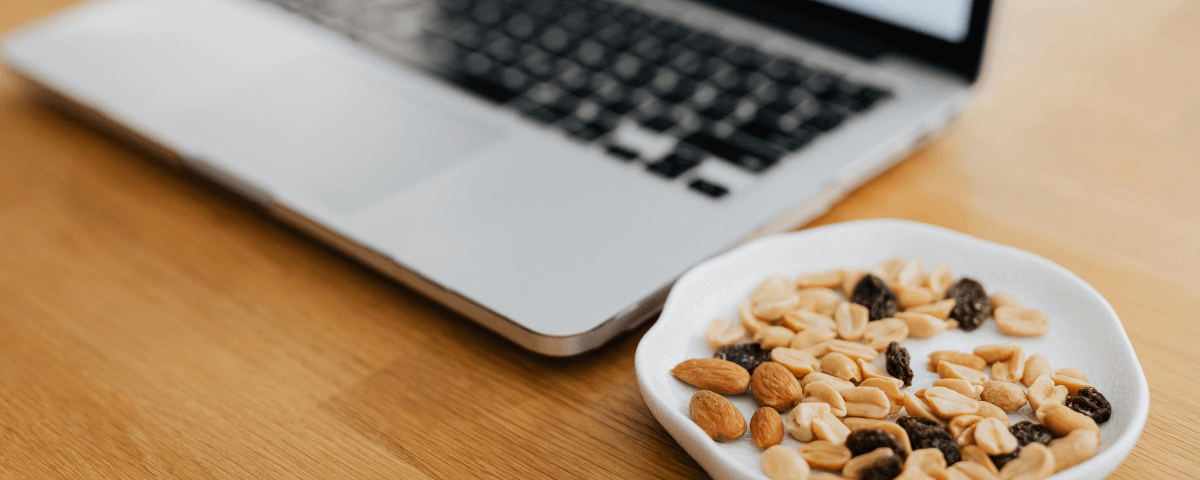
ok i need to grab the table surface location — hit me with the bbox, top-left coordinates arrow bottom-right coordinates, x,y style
2,0 -> 1198,478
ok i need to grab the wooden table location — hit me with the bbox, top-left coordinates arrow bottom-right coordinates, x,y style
2,1 -> 1197,478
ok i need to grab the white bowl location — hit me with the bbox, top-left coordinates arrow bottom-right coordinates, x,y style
635,219 -> 1148,480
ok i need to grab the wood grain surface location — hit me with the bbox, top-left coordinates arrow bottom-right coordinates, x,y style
2,0 -> 1198,478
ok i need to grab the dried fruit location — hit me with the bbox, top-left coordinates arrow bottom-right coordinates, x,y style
989,450 -> 1020,470
852,274 -> 899,321
1009,421 -> 1053,447
856,457 -> 903,480
897,416 -> 961,465
714,343 -> 772,374
846,429 -> 908,460
886,341 -> 914,387
761,444 -> 810,480
752,362 -> 804,412
671,358 -> 751,395
689,390 -> 747,442
751,407 -> 785,449
1065,387 -> 1112,424
946,278 -> 990,332
800,440 -> 852,470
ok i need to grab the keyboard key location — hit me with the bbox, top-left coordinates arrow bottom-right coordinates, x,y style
526,105 -> 567,123
803,109 -> 847,131
538,26 -> 574,53
640,116 -> 676,133
719,45 -> 770,71
452,71 -> 524,103
518,46 -> 557,79
605,145 -> 639,160
689,179 -> 729,198
688,32 -> 729,55
504,13 -> 539,40
682,130 -> 785,172
647,148 -> 705,178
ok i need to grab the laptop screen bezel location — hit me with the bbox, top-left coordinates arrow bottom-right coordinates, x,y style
695,0 -> 994,82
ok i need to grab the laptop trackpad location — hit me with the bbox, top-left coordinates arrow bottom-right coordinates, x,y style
171,58 -> 504,213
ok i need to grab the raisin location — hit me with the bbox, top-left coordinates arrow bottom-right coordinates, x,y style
851,274 -> 899,321
858,455 -> 903,480
896,416 -> 960,465
885,341 -> 914,387
1065,386 -> 1112,424
946,278 -> 990,331
846,429 -> 908,460
1009,421 -> 1054,446
990,450 -> 1020,470
713,343 -> 772,374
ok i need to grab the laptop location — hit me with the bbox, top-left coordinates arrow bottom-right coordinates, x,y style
1,0 -> 994,356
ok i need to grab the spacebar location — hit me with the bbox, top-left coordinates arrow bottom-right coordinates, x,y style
681,131 -> 785,172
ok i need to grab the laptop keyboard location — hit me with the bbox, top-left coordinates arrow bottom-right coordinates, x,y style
261,0 -> 892,198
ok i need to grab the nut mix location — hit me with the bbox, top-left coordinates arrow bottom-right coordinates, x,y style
668,258 -> 1108,480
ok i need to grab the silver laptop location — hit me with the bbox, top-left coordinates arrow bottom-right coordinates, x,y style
2,0 -> 994,356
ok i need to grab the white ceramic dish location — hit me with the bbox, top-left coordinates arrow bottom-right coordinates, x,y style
635,219 -> 1148,480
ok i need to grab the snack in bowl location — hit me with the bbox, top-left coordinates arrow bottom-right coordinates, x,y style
635,220 -> 1148,480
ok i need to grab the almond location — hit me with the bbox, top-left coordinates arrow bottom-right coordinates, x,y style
752,362 -> 804,411
751,406 -> 785,449
671,358 -> 751,395
689,390 -> 746,442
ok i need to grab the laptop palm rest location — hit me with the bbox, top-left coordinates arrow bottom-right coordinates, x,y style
170,57 -> 505,213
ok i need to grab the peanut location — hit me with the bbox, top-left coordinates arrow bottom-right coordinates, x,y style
842,269 -> 866,297
975,401 -> 1010,426
751,407 -> 785,449
956,422 -> 978,448
835,301 -> 870,341
997,443 -> 1055,480
797,287 -> 843,316
800,440 -> 852,470
1026,375 -> 1067,410
803,380 -> 847,417
949,415 -> 984,438
797,269 -> 844,289
1048,429 -> 1099,473
689,390 -> 746,442
781,309 -> 837,333
961,445 -> 1000,474
771,347 -> 820,377
860,361 -> 905,392
862,318 -> 909,351
754,293 -> 801,321
1051,374 -> 1092,395
800,341 -> 831,358
926,386 -> 981,418
896,284 -> 936,309
785,402 -> 830,442
843,417 -> 912,453
1036,403 -> 1100,438
800,371 -> 856,392
820,352 -> 863,383
907,298 -> 957,319
752,362 -> 804,411
1054,367 -> 1088,381
926,264 -> 954,298
706,317 -> 746,349
974,343 -> 1020,364
1021,354 -> 1051,387
938,361 -> 988,385
903,448 -> 949,476
843,447 -> 896,479
974,417 -> 1018,456
871,257 -> 907,285
980,381 -> 1027,412
903,392 -> 945,424
738,299 -> 768,335
812,410 -> 851,445
994,306 -> 1049,337
933,379 -> 984,398
790,327 -> 836,350
989,292 -> 1020,312
896,311 -> 950,338
951,461 -> 1002,480
761,444 -> 810,480
928,350 -> 988,372
841,386 -> 891,419
826,339 -> 880,361
754,325 -> 797,350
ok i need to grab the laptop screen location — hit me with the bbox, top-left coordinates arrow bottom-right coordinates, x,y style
810,0 -> 973,43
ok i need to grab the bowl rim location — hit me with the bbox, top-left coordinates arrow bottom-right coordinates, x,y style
635,218 -> 1150,479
